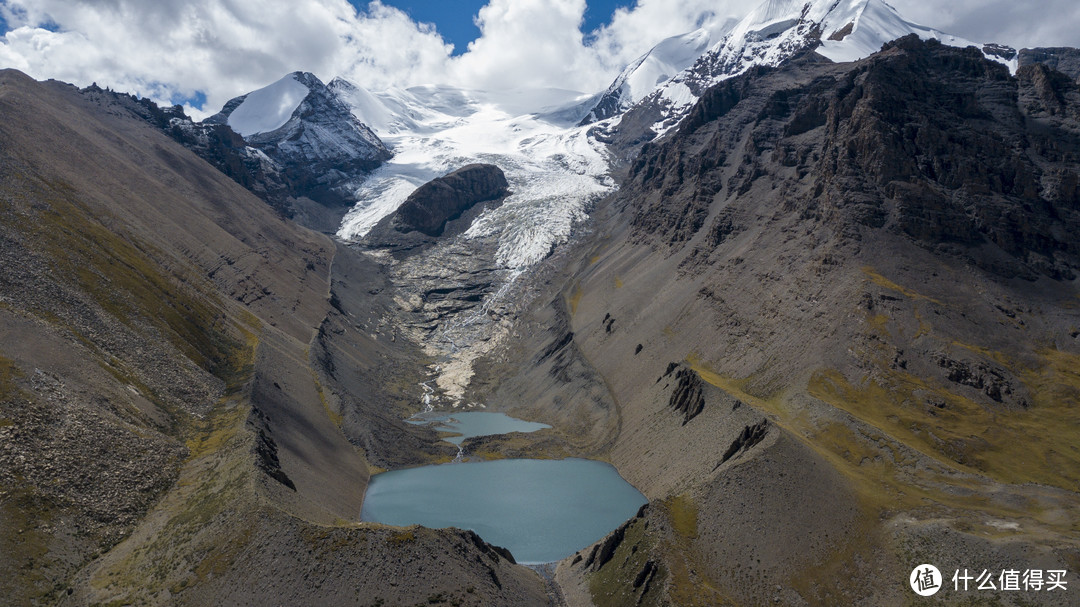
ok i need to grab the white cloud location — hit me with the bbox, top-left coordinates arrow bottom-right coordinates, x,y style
0,0 -> 742,117
450,0 -> 599,91
0,0 -> 454,117
0,0 -> 1077,120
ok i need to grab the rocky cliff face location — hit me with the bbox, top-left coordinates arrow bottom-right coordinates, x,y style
1020,47 -> 1080,81
240,72 -> 391,201
627,36 -> 1080,280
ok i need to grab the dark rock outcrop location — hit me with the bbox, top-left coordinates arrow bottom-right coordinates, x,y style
584,516 -> 631,571
362,164 -> 510,256
249,407 -> 297,491
935,355 -> 1028,408
196,72 -> 392,228
393,164 -> 510,237
661,363 -> 706,425
234,73 -> 392,205
716,420 -> 770,469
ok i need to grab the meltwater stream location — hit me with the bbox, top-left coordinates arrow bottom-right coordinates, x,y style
362,412 -> 647,564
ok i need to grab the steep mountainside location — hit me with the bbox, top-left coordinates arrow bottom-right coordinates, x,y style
579,26 -> 724,125
0,68 -> 547,606
463,37 -> 1080,605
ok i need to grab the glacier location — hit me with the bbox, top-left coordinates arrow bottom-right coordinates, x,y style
335,85 -> 615,270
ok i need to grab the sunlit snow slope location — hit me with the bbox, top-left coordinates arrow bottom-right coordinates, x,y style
226,73 -> 310,137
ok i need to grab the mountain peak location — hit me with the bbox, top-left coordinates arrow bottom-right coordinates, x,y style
206,72 -> 312,137
596,0 -> 1017,139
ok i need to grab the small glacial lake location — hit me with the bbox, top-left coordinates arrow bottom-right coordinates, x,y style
408,411 -> 551,445
360,458 -> 647,563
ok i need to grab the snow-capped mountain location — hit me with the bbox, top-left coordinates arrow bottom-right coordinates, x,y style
592,0 -> 1018,136
186,0 -> 1056,408
207,71 -> 392,209
197,0 -> 1028,269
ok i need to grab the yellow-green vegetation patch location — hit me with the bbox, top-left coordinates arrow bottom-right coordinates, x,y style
686,353 -> 1078,535
0,484 -> 59,605
184,401 -> 250,460
568,282 -> 584,316
91,400 -> 257,600
656,495 -> 729,606
0,354 -> 24,399
311,366 -> 343,429
666,494 -> 698,539
808,353 -> 1080,491
387,528 -> 417,545
866,313 -> 891,336
861,266 -> 942,304
587,516 -> 667,607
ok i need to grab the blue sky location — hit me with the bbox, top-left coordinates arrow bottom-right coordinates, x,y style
3,0 -> 1080,120
368,0 -> 629,55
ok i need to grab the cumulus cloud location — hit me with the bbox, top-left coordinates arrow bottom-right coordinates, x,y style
450,0 -> 598,91
0,0 -> 1077,119
0,0 -> 453,117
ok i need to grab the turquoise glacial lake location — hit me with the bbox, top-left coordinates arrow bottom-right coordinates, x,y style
360,457 -> 647,564
408,411 -> 551,445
